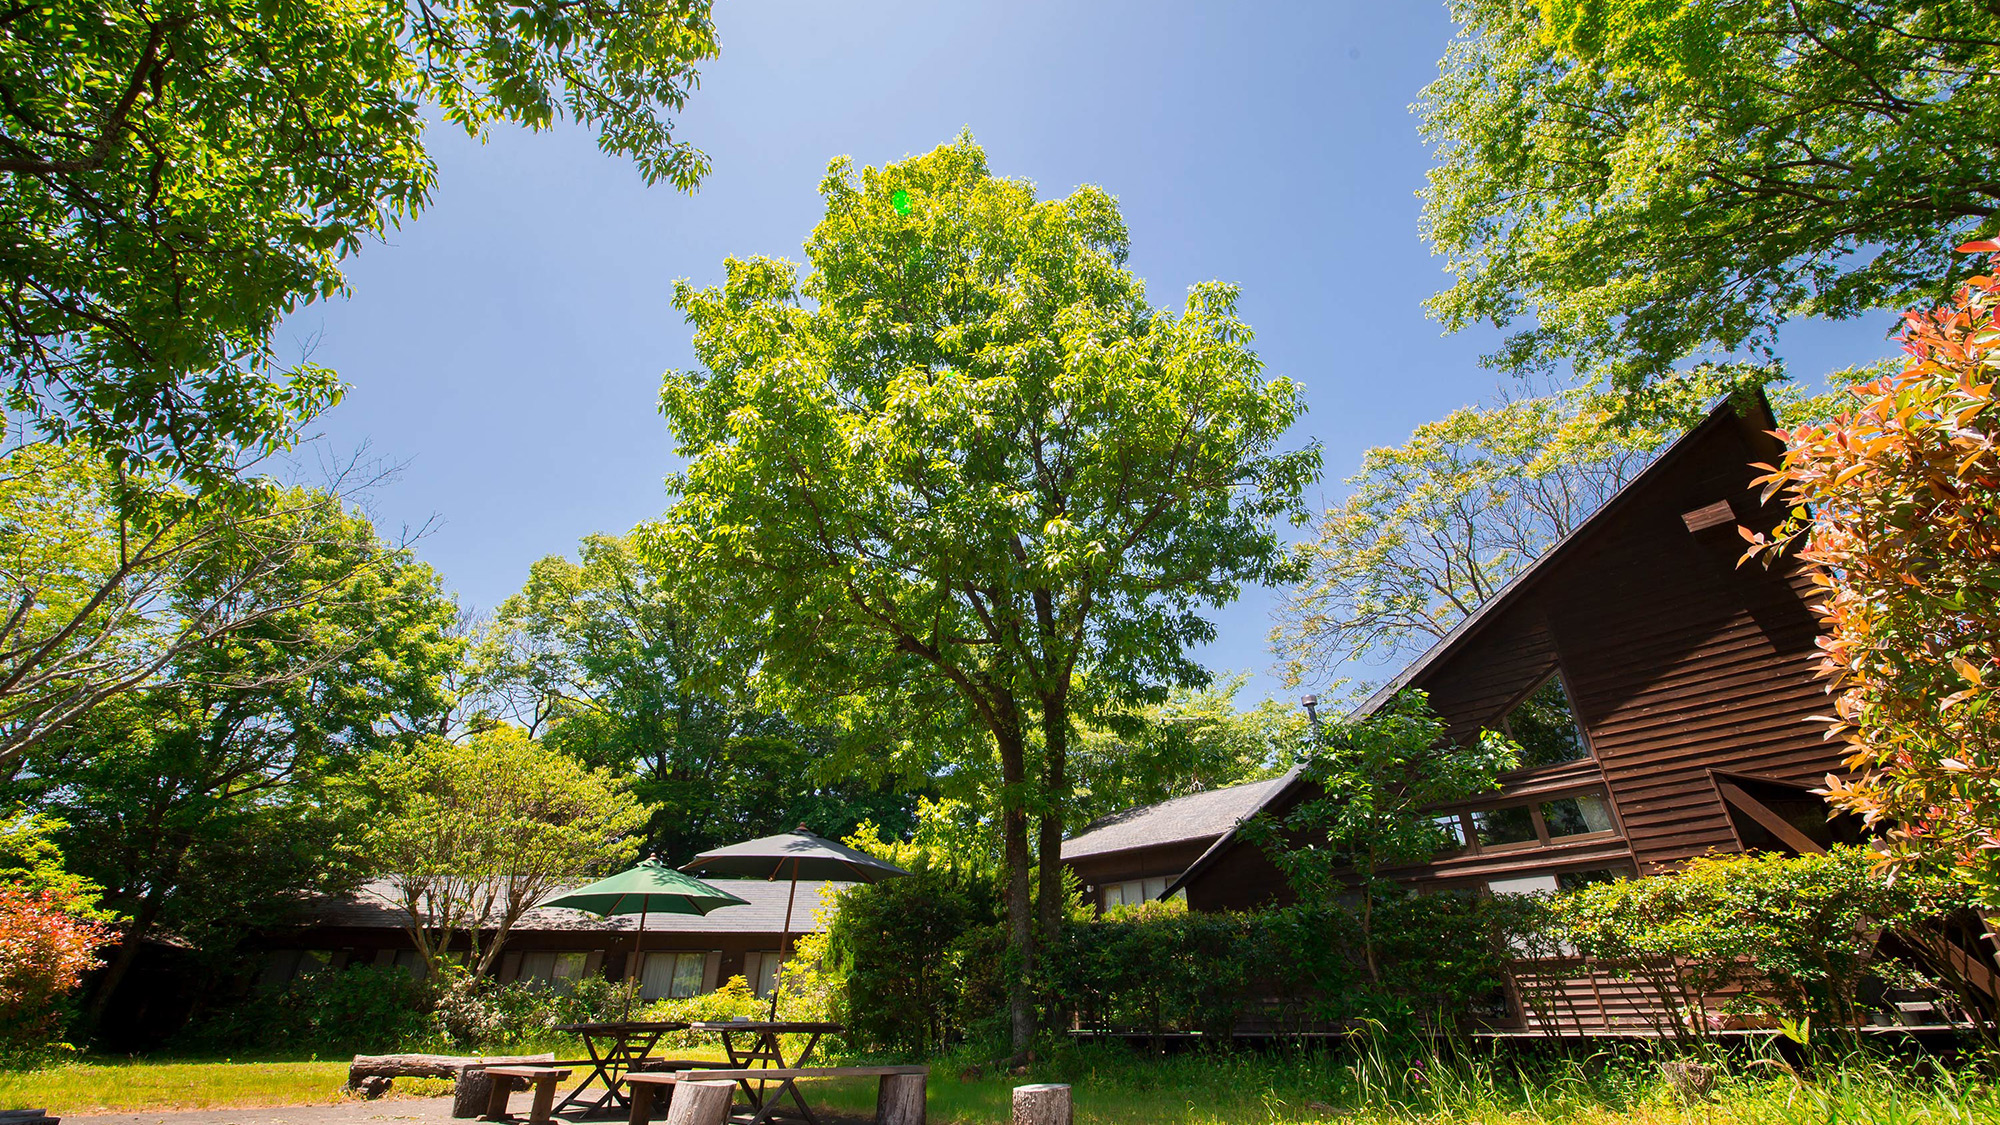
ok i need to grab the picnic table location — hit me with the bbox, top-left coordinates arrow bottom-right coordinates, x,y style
551,1020 -> 690,1114
686,1020 -> 844,1125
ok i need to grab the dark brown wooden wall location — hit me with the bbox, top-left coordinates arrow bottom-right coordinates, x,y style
1185,402 -> 1842,910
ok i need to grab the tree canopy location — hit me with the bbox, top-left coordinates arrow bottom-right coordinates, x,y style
1420,0 -> 2000,391
652,133 -> 1318,1051
0,0 -> 719,482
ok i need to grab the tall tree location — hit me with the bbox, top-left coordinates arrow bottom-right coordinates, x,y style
0,0 -> 719,483
15,494 -> 460,1024
0,441 -> 428,769
653,134 -> 1318,1052
474,534 -> 922,858
1274,383 -> 1714,687
1420,0 -> 2000,391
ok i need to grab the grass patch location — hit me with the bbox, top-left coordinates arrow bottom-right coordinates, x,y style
0,1059 -> 453,1114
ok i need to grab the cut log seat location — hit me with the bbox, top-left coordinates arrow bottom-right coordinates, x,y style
479,1065 -> 572,1125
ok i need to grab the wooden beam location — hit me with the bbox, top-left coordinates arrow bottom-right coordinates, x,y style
1715,780 -> 1827,855
1681,499 -> 1736,532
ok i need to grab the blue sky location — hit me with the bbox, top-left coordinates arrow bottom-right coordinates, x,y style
292,1 -> 1897,706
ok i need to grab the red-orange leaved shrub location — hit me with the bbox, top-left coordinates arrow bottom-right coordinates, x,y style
1750,243 -> 2000,907
0,886 -> 112,1052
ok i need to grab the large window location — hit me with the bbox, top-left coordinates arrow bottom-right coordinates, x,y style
519,951 -> 588,991
1501,674 -> 1588,769
1438,790 -> 1619,856
1101,876 -> 1177,910
640,951 -> 707,1000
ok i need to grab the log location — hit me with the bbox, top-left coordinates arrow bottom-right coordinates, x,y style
662,1080 -> 734,1125
1011,1084 -> 1071,1125
348,1053 -> 554,1086
878,1071 -> 926,1125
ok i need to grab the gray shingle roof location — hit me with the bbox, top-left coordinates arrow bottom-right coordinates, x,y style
291,878 -> 845,935
1060,774 -> 1295,860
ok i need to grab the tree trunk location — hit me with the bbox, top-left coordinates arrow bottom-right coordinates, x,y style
81,858 -> 178,1029
996,722 -> 1037,1059
1034,692 -> 1070,946
662,1080 -> 734,1125
878,1071 -> 926,1125
1011,1084 -> 1072,1125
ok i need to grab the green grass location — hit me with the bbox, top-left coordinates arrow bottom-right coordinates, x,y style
4,1041 -> 1990,1122
0,1059 -> 452,1114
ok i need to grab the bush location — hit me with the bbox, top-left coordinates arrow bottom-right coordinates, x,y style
184,965 -> 429,1054
0,887 -> 112,1056
822,852 -> 1004,1056
1552,845 -> 1978,1040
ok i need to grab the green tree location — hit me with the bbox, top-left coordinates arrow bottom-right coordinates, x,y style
1420,0 -> 2000,391
1275,383 -> 1715,686
652,134 -> 1318,1052
1241,690 -> 1516,986
1069,676 -> 1300,827
14,495 -> 460,1026
0,0 -> 719,482
474,533 -> 921,858
354,728 -> 646,982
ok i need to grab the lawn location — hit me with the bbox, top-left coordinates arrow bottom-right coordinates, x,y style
4,1043 -> 1991,1123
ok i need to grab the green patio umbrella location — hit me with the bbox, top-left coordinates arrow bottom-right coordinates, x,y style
543,859 -> 749,1005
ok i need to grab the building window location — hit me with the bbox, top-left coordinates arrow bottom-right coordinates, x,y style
1445,790 -> 1618,856
1501,674 -> 1588,769
1555,865 -> 1631,891
1472,804 -> 1539,849
747,951 -> 780,998
1432,814 -> 1470,852
640,951 -> 707,1000
1540,793 -> 1615,838
1101,876 -> 1177,909
520,951 -> 589,991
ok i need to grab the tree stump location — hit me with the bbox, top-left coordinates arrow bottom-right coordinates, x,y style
662,1080 -> 734,1125
453,1068 -> 496,1120
878,1071 -> 926,1125
356,1076 -> 393,1099
1011,1083 -> 1071,1125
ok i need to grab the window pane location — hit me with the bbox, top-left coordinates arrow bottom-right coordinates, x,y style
1541,794 -> 1614,837
521,952 -> 556,987
1507,676 -> 1587,768
1472,804 -> 1538,847
1487,874 -> 1559,896
670,953 -> 705,998
752,952 -> 779,997
639,952 -> 677,1000
1556,866 -> 1629,891
1432,814 -> 1468,852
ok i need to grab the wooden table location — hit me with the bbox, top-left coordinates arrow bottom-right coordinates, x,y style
687,1021 -> 844,1125
551,1020 -> 689,1115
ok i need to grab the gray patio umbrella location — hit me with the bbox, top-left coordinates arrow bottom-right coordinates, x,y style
681,827 -> 909,1017
543,859 -> 749,1009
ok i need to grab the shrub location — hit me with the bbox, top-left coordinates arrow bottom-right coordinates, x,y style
1553,845 -> 1974,1040
822,852 -> 1004,1056
0,887 -> 112,1055
1749,246 -> 2000,905
184,964 -> 429,1054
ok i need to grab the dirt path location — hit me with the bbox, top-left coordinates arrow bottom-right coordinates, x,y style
66,1099 -> 459,1125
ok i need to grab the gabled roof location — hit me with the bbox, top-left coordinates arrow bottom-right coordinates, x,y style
1162,391 -> 1779,897
1061,774 -> 1294,860
289,878 -> 846,935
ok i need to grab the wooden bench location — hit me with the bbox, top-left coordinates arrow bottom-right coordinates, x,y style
630,1066 -> 927,1125
478,1065 -> 572,1125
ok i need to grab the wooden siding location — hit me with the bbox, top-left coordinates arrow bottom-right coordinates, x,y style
1185,399 -> 1844,912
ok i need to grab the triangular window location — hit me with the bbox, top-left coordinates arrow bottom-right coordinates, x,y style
1501,673 -> 1588,769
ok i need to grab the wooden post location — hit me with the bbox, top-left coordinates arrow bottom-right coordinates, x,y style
626,1081 -> 660,1125
663,1079 -> 734,1125
477,1069 -> 513,1119
1012,1083 -> 1071,1125
877,1071 -> 926,1125
528,1074 -> 560,1125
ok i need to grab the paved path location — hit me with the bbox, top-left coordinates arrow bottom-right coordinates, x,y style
68,1098 -> 457,1125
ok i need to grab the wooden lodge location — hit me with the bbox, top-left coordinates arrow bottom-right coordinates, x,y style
1064,392 -> 1986,1033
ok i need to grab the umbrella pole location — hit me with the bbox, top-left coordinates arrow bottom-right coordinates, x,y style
627,896 -> 649,1019
769,858 -> 798,1020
